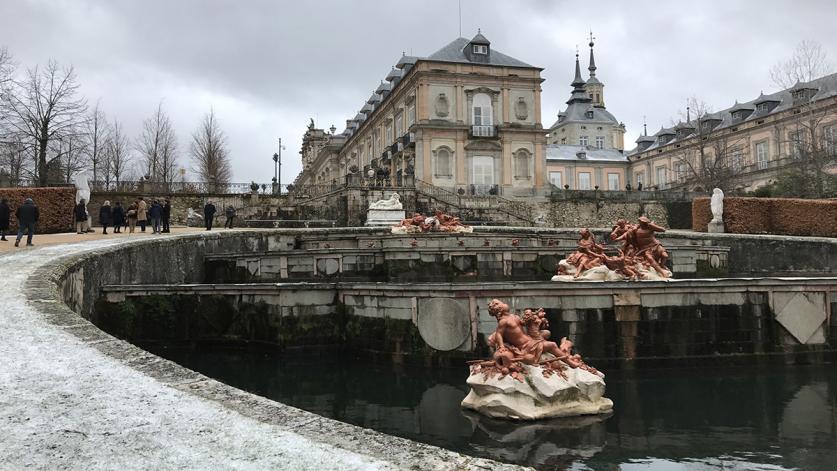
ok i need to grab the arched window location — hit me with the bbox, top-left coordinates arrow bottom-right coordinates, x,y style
472,93 -> 492,127
514,149 -> 531,179
434,147 -> 452,177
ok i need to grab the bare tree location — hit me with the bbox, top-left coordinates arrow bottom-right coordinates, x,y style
771,102 -> 837,198
190,109 -> 232,187
670,97 -> 745,192
137,102 -> 178,184
0,60 -> 88,186
86,100 -> 109,186
0,138 -> 31,185
55,133 -> 89,184
105,118 -> 131,188
770,40 -> 833,89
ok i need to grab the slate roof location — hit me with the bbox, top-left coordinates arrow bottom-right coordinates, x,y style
338,34 -> 538,136
426,37 -> 535,68
546,144 -> 628,163
630,72 -> 837,155
549,103 -> 620,129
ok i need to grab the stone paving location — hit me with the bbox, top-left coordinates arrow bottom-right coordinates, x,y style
0,226 -> 206,253
0,235 -> 522,470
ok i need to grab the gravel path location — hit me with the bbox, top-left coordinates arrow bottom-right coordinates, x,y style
0,239 -> 397,471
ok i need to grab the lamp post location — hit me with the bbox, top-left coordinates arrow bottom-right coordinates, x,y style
273,138 -> 285,195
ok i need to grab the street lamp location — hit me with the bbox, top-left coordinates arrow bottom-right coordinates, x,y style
273,138 -> 285,194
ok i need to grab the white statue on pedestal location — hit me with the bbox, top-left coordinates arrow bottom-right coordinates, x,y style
710,188 -> 724,223
72,172 -> 92,231
72,172 -> 91,205
369,192 -> 402,210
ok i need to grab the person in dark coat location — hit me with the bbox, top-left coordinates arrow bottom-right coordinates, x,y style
15,198 -> 39,247
149,200 -> 163,234
99,200 -> 113,235
224,205 -> 236,229
203,201 -> 216,231
161,198 -> 171,233
0,198 -> 10,241
111,201 -> 125,233
74,199 -> 88,234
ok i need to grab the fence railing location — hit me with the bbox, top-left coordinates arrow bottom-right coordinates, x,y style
88,180 -> 292,195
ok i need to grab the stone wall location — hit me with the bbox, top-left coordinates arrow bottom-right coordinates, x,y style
693,197 -> 837,237
0,186 -> 75,233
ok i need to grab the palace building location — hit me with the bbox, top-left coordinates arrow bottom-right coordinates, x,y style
294,31 -> 546,196
545,36 -> 628,190
628,73 -> 837,192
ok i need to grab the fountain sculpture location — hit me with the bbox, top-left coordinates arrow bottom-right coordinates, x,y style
461,299 -> 612,420
391,210 -> 473,234
553,216 -> 672,281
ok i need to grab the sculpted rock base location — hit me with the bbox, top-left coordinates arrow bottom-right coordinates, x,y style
552,259 -> 672,281
461,364 -> 613,420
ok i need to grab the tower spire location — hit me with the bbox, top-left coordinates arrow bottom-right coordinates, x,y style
643,116 -> 647,136
572,48 -> 584,87
588,30 -> 596,77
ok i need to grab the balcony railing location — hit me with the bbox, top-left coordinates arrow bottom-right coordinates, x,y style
470,125 -> 496,138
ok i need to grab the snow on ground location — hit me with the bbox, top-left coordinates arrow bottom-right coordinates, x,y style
0,239 -> 397,470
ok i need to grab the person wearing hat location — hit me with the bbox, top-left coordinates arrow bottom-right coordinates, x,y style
14,198 -> 39,247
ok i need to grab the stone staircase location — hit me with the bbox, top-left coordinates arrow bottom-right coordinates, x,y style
414,180 -> 535,226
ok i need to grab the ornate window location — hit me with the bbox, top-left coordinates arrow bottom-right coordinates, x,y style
578,172 -> 592,190
514,149 -> 531,179
595,136 -> 604,149
549,171 -> 563,188
579,136 -> 589,146
607,173 -> 620,190
472,93 -> 493,127
755,141 -> 769,169
395,113 -> 403,137
433,146 -> 453,178
655,166 -> 667,189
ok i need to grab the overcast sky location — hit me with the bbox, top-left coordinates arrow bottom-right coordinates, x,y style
2,0 -> 835,183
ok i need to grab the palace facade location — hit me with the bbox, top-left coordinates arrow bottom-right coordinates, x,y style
294,32 -> 836,197
545,37 -> 628,191
295,32 -> 546,196
628,73 -> 837,192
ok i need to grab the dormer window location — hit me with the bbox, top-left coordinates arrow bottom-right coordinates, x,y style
732,110 -> 752,121
473,44 -> 488,55
757,103 -> 769,113
585,110 -> 594,119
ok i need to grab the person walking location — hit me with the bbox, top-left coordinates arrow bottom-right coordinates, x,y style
149,200 -> 163,234
112,201 -> 125,234
126,201 -> 138,234
0,198 -> 10,241
14,198 -> 39,247
224,205 -> 236,229
74,199 -> 88,234
161,198 -> 172,233
99,200 -> 113,235
203,200 -> 216,231
137,197 -> 148,232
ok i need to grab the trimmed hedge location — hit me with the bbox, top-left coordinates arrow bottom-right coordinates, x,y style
693,197 -> 837,237
0,187 -> 75,233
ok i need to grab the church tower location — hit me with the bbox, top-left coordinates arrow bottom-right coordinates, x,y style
585,32 -> 605,108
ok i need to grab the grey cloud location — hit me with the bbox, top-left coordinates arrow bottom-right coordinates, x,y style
1,0 -> 835,182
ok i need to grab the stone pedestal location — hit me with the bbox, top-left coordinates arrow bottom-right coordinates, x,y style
461,364 -> 613,420
366,209 -> 405,227
708,220 -> 725,233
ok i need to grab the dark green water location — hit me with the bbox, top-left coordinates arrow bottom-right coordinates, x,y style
145,345 -> 837,470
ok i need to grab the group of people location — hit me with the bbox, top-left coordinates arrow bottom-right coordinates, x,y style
77,197 -> 172,235
0,196 -> 241,249
201,201 -> 237,231
0,197 -> 39,247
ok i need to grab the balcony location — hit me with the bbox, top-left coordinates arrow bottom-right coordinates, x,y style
470,125 -> 497,138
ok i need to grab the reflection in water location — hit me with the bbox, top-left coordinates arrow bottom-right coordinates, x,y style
143,345 -> 837,471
